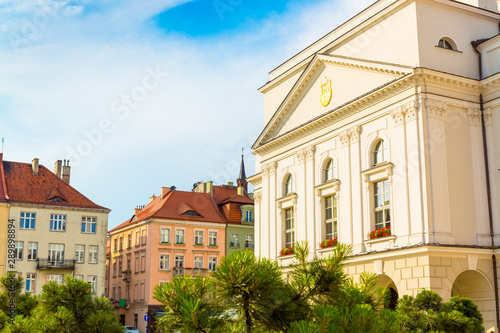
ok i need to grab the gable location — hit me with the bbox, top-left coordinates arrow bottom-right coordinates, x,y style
254,55 -> 411,148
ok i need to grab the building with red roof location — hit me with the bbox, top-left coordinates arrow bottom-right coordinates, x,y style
107,156 -> 254,332
0,153 -> 110,295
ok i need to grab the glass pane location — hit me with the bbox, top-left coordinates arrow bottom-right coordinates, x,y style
385,209 -> 391,223
376,211 -> 384,224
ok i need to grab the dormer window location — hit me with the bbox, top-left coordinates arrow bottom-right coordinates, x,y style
182,210 -> 200,216
437,37 -> 458,51
51,197 -> 64,203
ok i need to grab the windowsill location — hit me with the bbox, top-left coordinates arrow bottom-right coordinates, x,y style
159,269 -> 171,272
435,45 -> 463,53
49,230 -> 66,232
174,243 -> 185,246
76,262 -> 84,264
159,242 -> 169,245
277,254 -> 294,260
194,244 -> 204,246
365,235 -> 395,244
208,245 -> 218,247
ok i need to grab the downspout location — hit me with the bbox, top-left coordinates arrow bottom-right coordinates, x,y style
472,40 -> 499,331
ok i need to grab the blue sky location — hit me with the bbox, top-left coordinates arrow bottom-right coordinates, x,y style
0,0 -> 374,229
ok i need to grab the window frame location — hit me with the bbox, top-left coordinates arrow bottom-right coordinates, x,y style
194,230 -> 204,246
88,276 -> 97,294
284,208 -> 295,249
284,174 -> 293,195
374,179 -> 391,231
20,212 -> 36,230
27,242 -> 38,261
208,257 -> 217,272
208,231 -> 218,246
75,244 -> 85,263
26,273 -> 36,293
14,241 -> 23,260
89,245 -> 98,264
49,214 -> 67,232
175,229 -> 185,245
160,228 -> 170,244
323,158 -> 336,182
159,254 -> 170,271
81,216 -> 97,234
324,194 -> 338,240
372,139 -> 388,166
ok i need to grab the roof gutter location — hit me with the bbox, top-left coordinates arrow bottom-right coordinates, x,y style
472,39 -> 499,332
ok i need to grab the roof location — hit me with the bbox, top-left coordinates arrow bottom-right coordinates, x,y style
0,157 -> 109,211
110,185 -> 255,233
109,189 -> 229,233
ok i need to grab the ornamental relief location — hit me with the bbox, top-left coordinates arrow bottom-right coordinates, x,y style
467,108 -> 492,127
426,99 -> 447,120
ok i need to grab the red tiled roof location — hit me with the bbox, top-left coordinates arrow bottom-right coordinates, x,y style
1,158 -> 108,210
217,194 -> 254,205
212,185 -> 238,203
109,190 -> 227,233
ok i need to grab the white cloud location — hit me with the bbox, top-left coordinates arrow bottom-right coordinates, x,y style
0,0 -> 376,228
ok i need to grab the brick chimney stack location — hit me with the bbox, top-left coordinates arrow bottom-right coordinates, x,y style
61,159 -> 71,183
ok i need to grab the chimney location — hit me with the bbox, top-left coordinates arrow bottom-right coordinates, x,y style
227,182 -> 234,186
32,158 -> 39,175
134,205 -> 144,215
61,159 -> 71,183
237,185 -> 244,196
150,195 -> 156,203
205,181 -> 213,195
54,160 -> 62,178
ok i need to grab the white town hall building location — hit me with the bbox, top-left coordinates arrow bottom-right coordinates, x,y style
249,0 -> 500,330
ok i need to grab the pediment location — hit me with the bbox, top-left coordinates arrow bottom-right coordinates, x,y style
253,54 -> 411,149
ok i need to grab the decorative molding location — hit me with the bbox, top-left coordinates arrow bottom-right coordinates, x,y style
339,130 -> 350,148
296,150 -> 306,165
374,259 -> 384,275
426,99 -> 447,120
390,106 -> 405,127
467,108 -> 482,127
362,162 -> 394,188
467,254 -> 478,271
261,162 -> 277,179
247,173 -> 262,186
253,192 -> 262,203
305,145 -> 315,161
403,100 -> 418,123
315,179 -> 340,202
349,125 -> 361,144
485,108 -> 493,127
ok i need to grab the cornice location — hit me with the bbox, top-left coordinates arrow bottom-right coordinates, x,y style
480,74 -> 500,95
247,172 -> 262,186
254,71 -> 481,156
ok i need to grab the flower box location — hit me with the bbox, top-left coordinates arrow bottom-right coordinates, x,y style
367,226 -> 391,240
319,238 -> 338,249
279,247 -> 294,257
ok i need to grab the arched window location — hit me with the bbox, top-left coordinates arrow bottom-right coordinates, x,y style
323,159 -> 335,182
284,174 -> 293,195
373,140 -> 387,166
437,37 -> 458,51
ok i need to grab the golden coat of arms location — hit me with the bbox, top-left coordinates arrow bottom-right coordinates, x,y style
320,77 -> 332,107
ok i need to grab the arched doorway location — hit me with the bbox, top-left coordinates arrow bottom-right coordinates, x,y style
376,274 -> 398,310
452,270 -> 495,332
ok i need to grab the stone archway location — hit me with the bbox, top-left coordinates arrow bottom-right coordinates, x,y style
376,274 -> 399,310
452,270 -> 495,332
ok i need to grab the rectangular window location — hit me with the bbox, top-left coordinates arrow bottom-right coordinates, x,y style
374,179 -> 391,230
194,256 -> 203,269
81,217 -> 96,234
114,238 -> 118,252
245,210 -> 253,222
113,259 -> 117,277
140,251 -> 146,272
140,281 -> 145,300
112,286 -> 116,300
119,237 -> 123,250
74,275 -> 83,280
134,283 -> 138,301
46,274 -> 64,285
325,195 -> 338,240
89,245 -> 98,264
88,276 -> 97,294
49,243 -> 64,263
208,257 -> 217,272
141,229 -> 146,245
160,228 -> 170,243
128,234 -> 132,248
27,242 -> 38,260
50,214 -> 66,232
127,255 -> 131,270
194,230 -> 203,245
208,231 -> 217,246
174,256 -> 184,275
134,253 -> 139,273
245,235 -> 254,248
230,234 -> 239,248
159,254 -> 169,270
135,231 -> 140,246
284,208 -> 295,249
75,245 -> 85,263
175,229 -> 185,244
20,212 -> 36,229
26,273 -> 36,292
14,241 -> 23,260
118,256 -> 123,275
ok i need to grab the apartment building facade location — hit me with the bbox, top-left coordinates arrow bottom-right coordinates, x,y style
0,154 -> 110,295
249,0 -> 500,331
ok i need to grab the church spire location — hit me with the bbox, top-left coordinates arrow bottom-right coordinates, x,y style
237,149 -> 248,195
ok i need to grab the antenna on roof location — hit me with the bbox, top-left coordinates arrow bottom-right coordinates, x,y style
1,138 -> 4,154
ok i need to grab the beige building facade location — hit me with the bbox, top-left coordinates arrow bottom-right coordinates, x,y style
0,155 -> 110,296
249,0 -> 500,331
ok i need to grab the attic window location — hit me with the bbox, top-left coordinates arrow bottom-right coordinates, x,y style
437,37 -> 458,51
50,197 -> 65,203
182,210 -> 201,217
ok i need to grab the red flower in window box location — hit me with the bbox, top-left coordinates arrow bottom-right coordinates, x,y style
279,247 -> 295,257
319,238 -> 338,249
368,226 -> 391,240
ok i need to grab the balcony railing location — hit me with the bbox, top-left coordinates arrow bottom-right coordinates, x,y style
122,272 -> 132,282
173,267 -> 209,276
37,259 -> 75,270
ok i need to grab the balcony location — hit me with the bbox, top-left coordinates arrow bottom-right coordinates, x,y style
173,267 -> 209,277
37,259 -> 75,270
122,271 -> 132,282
